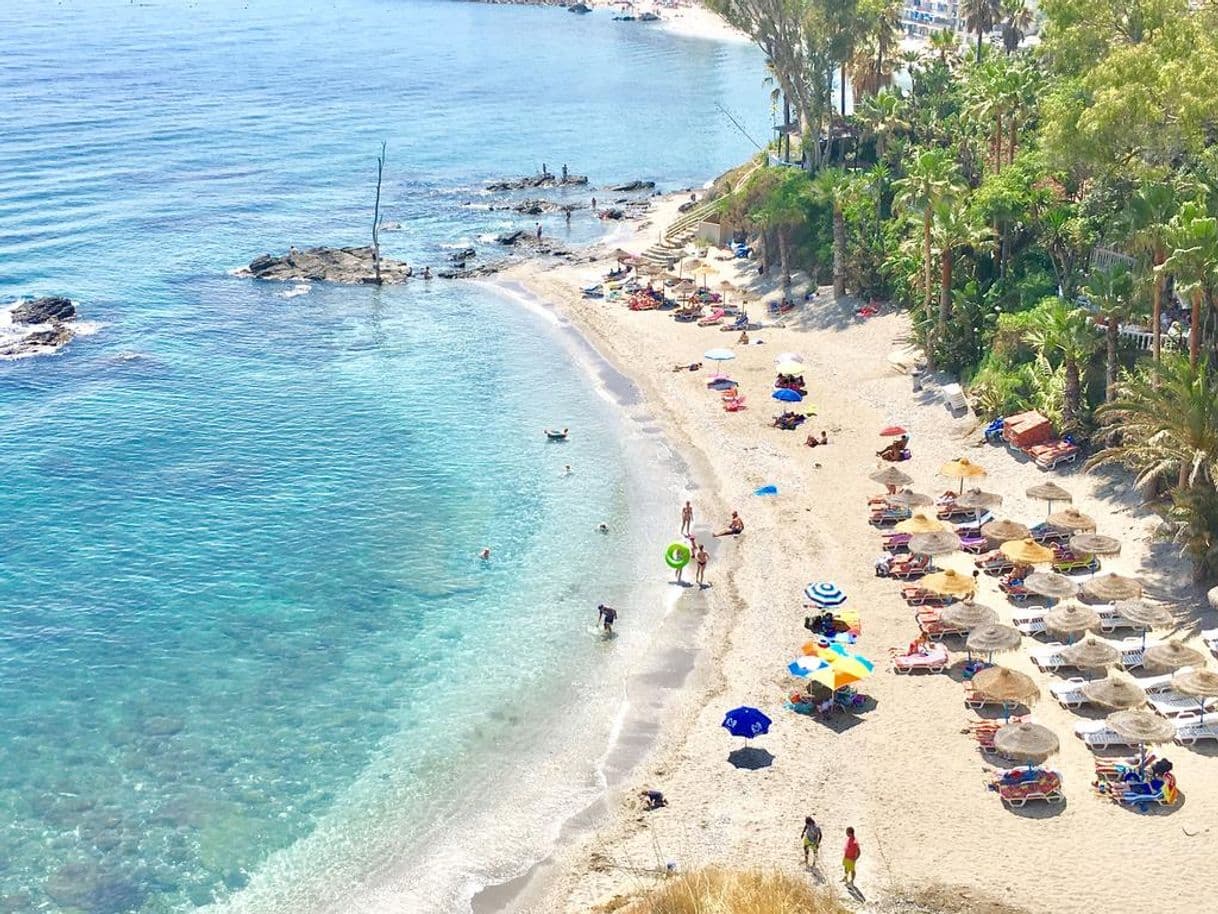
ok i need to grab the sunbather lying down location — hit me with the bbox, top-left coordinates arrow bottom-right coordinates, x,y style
805,431 -> 829,447
772,411 -> 806,430
671,362 -> 702,372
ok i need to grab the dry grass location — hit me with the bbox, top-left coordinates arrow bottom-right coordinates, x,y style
618,868 -> 848,914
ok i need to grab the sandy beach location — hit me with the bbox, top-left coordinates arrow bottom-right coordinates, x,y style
490,192 -> 1218,913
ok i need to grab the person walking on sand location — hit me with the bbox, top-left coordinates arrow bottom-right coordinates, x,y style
695,544 -> 708,586
842,826 -> 860,886
800,816 -> 822,868
680,501 -> 693,535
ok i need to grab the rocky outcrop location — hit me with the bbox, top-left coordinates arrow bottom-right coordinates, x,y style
1,296 -> 79,359
13,296 -> 75,324
486,172 -> 589,191
607,180 -> 656,192
240,246 -> 412,284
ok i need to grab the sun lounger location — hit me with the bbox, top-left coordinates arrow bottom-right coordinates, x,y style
1116,638 -> 1154,670
942,382 -> 968,412
976,550 -> 1015,576
1051,547 -> 1099,574
722,396 -> 747,412
878,555 -> 930,580
1148,690 -> 1216,718
1027,440 -> 1081,470
1029,522 -> 1070,545
1094,771 -> 1178,810
1075,720 -> 1138,749
989,767 -> 1064,807
1202,628 -> 1218,655
890,643 -> 950,674
1030,644 -> 1070,672
1050,678 -> 1088,709
869,507 -> 912,526
881,532 -> 911,552
1093,754 -> 1157,783
1172,714 -> 1218,745
918,617 -> 966,641
936,501 -> 977,520
999,578 -> 1032,601
697,308 -> 725,326
902,586 -> 955,607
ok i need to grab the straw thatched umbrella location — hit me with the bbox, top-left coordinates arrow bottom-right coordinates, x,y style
1062,637 -> 1120,671
1023,572 -> 1080,601
1171,669 -> 1218,723
1082,573 -> 1143,603
895,512 -> 948,534
1045,604 -> 1102,640
956,489 -> 1003,512
1143,640 -> 1207,674
1027,482 -> 1072,515
993,722 -> 1059,764
921,569 -> 976,597
981,519 -> 1031,544
1048,507 -> 1097,532
966,623 -> 1022,658
1106,710 -> 1176,744
908,531 -> 963,557
886,490 -> 934,509
718,280 -> 735,291
971,666 -> 1040,708
1081,675 -> 1147,710
1106,710 -> 1176,773
940,457 -> 988,492
1069,533 -> 1122,558
611,248 -> 633,262
1000,538 -> 1055,565
870,466 -> 913,489
1114,599 -> 1173,633
940,602 -> 999,630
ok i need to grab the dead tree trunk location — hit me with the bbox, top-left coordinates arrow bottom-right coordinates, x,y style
372,141 -> 386,285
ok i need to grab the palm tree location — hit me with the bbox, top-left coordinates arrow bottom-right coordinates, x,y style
926,28 -> 960,66
1158,484 -> 1218,581
894,149 -> 962,319
1088,356 -> 1218,490
847,0 -> 903,103
858,88 -> 907,164
931,203 -> 993,340
748,170 -> 812,290
1160,202 -> 1218,367
1025,299 -> 1101,429
813,169 -> 852,297
1125,181 -> 1178,361
960,0 -> 1001,63
1083,264 -> 1136,401
999,0 -> 1033,54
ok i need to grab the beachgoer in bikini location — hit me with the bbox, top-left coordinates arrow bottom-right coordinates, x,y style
695,545 -> 708,585
681,501 -> 693,535
713,511 -> 743,537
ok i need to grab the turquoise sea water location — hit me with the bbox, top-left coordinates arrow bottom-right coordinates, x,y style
0,2 -> 766,912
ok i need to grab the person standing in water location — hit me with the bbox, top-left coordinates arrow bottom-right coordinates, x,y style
680,500 -> 693,535
596,603 -> 617,633
536,222 -> 542,241
695,544 -> 708,586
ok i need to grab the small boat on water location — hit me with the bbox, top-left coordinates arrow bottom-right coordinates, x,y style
568,2 -> 591,12
545,428 -> 570,441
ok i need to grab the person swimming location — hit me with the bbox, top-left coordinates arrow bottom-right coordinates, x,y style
561,464 -> 573,476
479,547 -> 491,560
596,522 -> 609,534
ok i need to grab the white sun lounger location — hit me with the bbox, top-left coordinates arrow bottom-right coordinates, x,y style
1050,677 -> 1088,709
1075,720 -> 1139,749
1149,691 -> 1217,718
1202,629 -> 1218,655
1030,644 -> 1071,672
1173,714 -> 1218,745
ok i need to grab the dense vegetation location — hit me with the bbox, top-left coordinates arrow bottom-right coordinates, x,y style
710,0 -> 1218,579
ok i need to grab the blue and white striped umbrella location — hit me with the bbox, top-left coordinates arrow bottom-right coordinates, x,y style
804,582 -> 847,608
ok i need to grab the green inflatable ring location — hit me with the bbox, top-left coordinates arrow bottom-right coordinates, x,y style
665,543 -> 692,569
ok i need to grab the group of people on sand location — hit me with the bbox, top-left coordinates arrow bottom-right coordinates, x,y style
677,500 -> 745,587
877,434 -> 909,462
800,818 -> 862,887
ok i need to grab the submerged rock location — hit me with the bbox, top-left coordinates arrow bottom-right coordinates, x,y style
241,246 -> 412,284
486,172 -> 588,191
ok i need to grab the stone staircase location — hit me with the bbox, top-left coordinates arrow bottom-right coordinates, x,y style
636,162 -> 759,270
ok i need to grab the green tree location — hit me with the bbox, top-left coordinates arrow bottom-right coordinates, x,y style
960,0 -> 1001,62
931,203 -> 992,341
1124,178 -> 1177,361
894,148 -> 963,319
926,28 -> 961,66
857,88 -> 907,163
812,168 -> 853,296
1088,356 -> 1218,489
745,168 -> 814,288
999,0 -> 1033,53
1160,202 -> 1218,367
1082,263 -> 1136,400
1025,298 -> 1101,428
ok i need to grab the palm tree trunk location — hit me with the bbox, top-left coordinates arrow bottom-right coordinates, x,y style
840,64 -> 848,116
1152,251 -> 1164,361
1064,360 -> 1081,428
976,29 -> 984,63
778,228 -> 791,290
1008,116 -> 1018,166
832,204 -> 847,297
993,113 -> 1003,174
1190,287 -> 1202,367
1106,316 -> 1119,402
939,248 -> 953,341
922,211 -> 933,315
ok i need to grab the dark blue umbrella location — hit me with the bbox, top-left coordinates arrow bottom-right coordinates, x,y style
722,706 -> 772,740
772,388 -> 803,402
